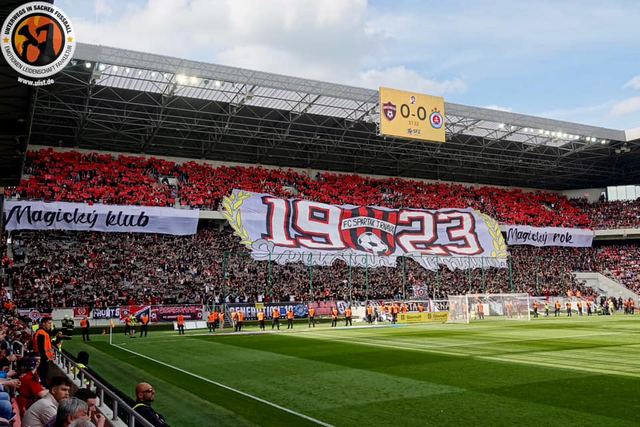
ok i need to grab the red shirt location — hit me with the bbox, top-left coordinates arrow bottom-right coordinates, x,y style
17,371 -> 45,415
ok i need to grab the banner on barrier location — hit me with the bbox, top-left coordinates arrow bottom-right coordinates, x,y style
223,190 -> 508,271
72,307 -> 90,318
397,312 -> 449,323
18,308 -> 52,322
92,307 -> 120,319
151,305 -> 203,322
503,225 -> 593,247
3,200 -> 199,235
225,302 -> 313,321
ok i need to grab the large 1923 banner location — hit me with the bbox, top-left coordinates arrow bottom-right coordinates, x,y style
223,190 -> 508,271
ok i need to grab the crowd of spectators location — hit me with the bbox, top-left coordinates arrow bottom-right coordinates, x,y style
1,228 -> 608,309
571,198 -> 640,229
596,244 -> 640,294
0,304 -> 110,426
7,148 -> 635,228
6,150 -> 178,207
3,148 -> 640,311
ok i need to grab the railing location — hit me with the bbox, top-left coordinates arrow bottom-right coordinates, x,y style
56,351 -> 155,427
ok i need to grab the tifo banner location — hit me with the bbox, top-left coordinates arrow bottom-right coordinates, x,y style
379,87 -> 446,143
503,225 -> 594,247
3,200 -> 199,235
223,190 -> 508,271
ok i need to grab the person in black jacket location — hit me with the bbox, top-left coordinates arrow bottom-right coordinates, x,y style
133,382 -> 169,426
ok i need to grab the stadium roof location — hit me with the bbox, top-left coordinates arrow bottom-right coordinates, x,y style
15,43 -> 640,190
0,1 -> 30,187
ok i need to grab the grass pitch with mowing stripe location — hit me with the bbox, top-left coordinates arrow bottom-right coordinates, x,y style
65,316 -> 640,426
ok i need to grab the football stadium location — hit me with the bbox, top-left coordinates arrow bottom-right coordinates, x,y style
1,1 -> 639,426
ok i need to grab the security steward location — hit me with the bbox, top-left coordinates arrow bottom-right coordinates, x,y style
207,311 -> 216,333
345,306 -> 353,326
308,306 -> 316,328
331,307 -> 338,327
140,313 -> 150,337
176,314 -> 185,335
33,317 -> 55,386
80,316 -> 90,341
287,308 -> 294,329
271,308 -> 281,330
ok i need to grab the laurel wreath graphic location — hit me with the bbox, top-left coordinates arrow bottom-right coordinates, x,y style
222,191 -> 253,248
479,213 -> 508,259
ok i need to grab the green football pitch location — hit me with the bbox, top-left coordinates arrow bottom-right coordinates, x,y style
65,316 -> 640,426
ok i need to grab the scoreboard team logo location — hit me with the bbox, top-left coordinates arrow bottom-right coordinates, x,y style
430,109 -> 444,129
382,102 -> 397,121
1,1 -> 76,84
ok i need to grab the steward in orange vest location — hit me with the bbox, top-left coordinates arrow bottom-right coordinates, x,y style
140,314 -> 150,337
257,311 -> 266,330
287,309 -> 294,329
236,310 -> 245,332
207,312 -> 216,332
345,307 -> 353,326
308,306 -> 316,328
272,308 -> 281,330
331,307 -> 339,328
176,314 -> 185,335
33,317 -> 54,385
366,305 -> 374,324
80,317 -> 91,342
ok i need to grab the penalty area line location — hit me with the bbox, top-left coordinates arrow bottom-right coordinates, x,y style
111,344 -> 333,427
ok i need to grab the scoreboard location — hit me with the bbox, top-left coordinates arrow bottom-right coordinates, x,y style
379,87 -> 446,143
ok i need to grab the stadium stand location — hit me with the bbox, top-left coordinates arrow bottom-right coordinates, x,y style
596,244 -> 640,294
3,228 -> 603,309
1,148 -> 615,228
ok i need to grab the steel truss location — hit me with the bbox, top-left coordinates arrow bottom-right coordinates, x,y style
25,43 -> 640,190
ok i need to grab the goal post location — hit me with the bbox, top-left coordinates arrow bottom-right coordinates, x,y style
448,293 -> 531,322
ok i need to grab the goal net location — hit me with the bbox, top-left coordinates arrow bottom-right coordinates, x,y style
448,293 -> 531,323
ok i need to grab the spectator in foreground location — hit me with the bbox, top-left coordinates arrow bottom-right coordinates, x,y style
23,375 -> 72,427
133,382 -> 169,427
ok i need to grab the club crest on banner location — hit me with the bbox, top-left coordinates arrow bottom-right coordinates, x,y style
382,102 -> 397,121
340,207 -> 397,256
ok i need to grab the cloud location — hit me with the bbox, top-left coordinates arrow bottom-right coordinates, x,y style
610,97 -> 640,116
482,105 -> 512,112
624,76 -> 640,90
358,66 -> 466,95
95,0 -> 114,16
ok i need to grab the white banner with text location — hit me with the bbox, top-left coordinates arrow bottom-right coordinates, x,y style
503,225 -> 593,247
3,200 -> 199,235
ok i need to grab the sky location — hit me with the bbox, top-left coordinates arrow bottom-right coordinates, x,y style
54,0 -> 640,130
